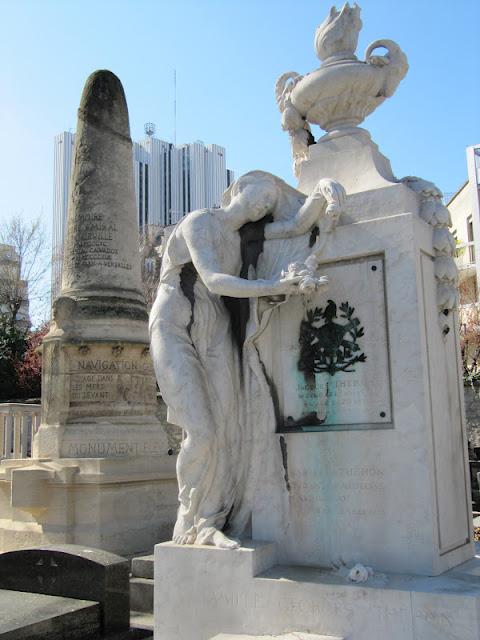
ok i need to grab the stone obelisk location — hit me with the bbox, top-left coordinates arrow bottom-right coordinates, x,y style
0,71 -> 177,556
34,70 -> 166,458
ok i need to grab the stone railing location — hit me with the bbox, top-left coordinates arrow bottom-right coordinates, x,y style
0,403 -> 41,459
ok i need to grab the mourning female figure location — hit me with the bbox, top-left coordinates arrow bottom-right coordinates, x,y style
149,170 -> 344,549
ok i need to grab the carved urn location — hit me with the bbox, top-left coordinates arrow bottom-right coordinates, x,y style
276,3 -> 409,174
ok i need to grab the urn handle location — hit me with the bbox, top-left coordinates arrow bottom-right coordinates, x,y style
365,39 -> 409,97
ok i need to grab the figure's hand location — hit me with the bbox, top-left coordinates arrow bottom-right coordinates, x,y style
299,274 -> 328,293
322,203 -> 342,232
273,274 -> 304,296
275,263 -> 329,297
310,178 -> 346,232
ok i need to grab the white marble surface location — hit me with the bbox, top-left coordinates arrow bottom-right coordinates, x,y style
149,171 -> 344,549
252,212 -> 472,575
297,129 -> 399,194
211,634 -> 343,640
155,541 -> 480,640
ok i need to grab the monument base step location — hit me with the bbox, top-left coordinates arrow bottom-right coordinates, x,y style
130,611 -> 154,632
210,634 -> 342,640
104,628 -> 153,639
131,553 -> 154,579
130,577 -> 154,613
155,540 -> 480,640
130,553 -> 154,614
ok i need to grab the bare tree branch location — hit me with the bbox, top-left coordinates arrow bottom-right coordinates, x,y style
0,215 -> 50,329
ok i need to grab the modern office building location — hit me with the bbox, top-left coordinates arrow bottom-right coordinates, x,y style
51,127 -> 235,299
52,132 -> 76,301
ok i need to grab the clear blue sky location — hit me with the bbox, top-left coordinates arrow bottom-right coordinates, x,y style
0,0 -> 478,234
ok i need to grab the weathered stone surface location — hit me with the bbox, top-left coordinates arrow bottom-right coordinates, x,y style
131,554 -> 154,579
0,456 -> 178,556
130,578 -> 154,613
0,544 -> 129,632
61,70 -> 143,304
0,589 -> 100,640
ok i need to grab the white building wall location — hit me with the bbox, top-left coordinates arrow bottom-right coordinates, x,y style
170,146 -> 184,224
447,144 -> 480,301
133,142 -> 150,228
206,143 -> 227,208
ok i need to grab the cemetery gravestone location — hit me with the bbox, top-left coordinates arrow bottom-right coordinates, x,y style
0,544 -> 130,632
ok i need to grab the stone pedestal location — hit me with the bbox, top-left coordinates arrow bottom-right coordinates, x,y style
253,210 -> 473,576
34,340 -> 161,459
154,542 -> 480,640
0,457 -> 178,555
298,129 -> 397,194
0,456 -> 177,555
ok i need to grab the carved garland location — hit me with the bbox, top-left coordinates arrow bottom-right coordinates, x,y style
401,176 -> 458,315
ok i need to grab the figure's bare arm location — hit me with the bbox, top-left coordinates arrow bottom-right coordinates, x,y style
183,215 -> 301,298
264,178 -> 345,240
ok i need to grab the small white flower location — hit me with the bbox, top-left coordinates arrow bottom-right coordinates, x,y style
348,564 -> 373,583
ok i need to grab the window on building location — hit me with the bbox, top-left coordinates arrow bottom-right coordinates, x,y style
467,216 -> 475,263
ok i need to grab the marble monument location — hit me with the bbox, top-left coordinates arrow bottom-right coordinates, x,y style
0,71 -> 177,555
154,4 -> 480,640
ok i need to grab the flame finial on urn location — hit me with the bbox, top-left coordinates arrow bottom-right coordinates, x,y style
314,3 -> 362,63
